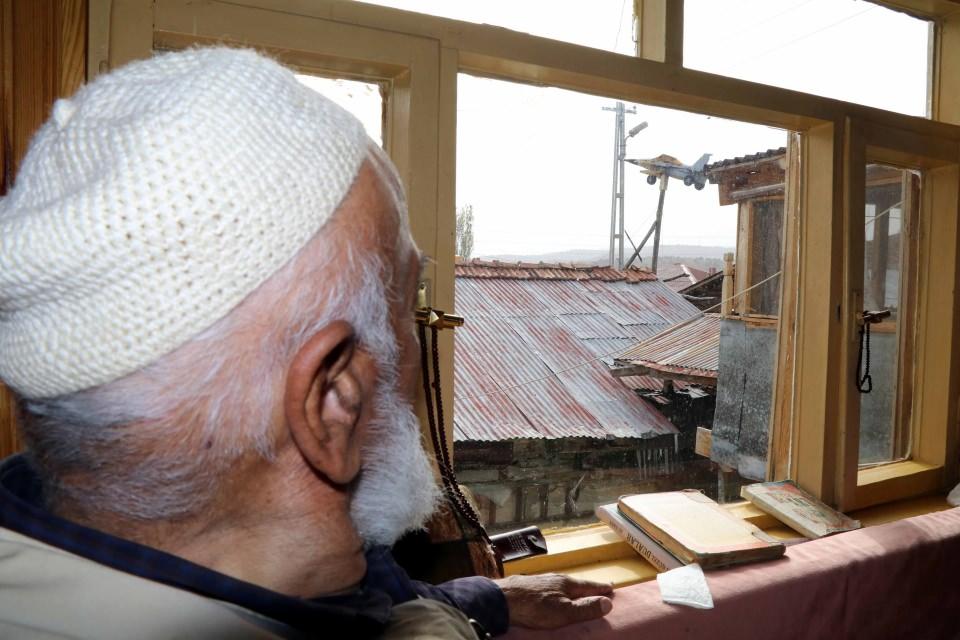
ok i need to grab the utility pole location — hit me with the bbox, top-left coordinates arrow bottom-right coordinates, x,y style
602,102 -> 646,269
651,175 -> 668,274
624,175 -> 669,272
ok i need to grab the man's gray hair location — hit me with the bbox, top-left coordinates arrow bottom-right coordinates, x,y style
18,144 -> 409,521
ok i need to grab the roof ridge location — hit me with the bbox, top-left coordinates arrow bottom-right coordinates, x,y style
454,259 -> 658,282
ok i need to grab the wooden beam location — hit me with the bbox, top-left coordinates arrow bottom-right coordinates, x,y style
868,0 -> 960,20
769,134 -> 802,481
191,0 -> 960,139
721,252 -> 735,317
610,364 -> 717,386
696,426 -> 736,475
58,0 -> 86,97
0,0 -> 87,459
735,202 -> 753,315
932,8 -> 960,125
791,122 -> 845,506
729,183 -> 785,202
1,0 -> 11,190
634,0 -> 683,65
695,426 -> 712,458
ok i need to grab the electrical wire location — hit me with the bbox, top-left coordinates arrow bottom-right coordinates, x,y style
613,0 -> 628,51
454,191 -> 906,402
724,4 -> 876,71
703,0 -> 818,51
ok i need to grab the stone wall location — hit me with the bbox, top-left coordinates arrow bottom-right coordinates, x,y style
455,429 -> 719,533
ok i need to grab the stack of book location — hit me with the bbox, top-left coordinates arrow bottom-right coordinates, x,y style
599,482 -> 861,572
596,489 -> 786,571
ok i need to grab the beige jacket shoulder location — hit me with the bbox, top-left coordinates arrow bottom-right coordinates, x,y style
0,527 -> 476,639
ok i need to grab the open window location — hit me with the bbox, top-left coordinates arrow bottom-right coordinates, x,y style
857,164 -> 918,466
832,120 -> 960,510
684,0 -> 932,117
295,74 -> 385,145
86,0 -> 960,535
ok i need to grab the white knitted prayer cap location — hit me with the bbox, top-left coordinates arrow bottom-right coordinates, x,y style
0,47 -> 370,399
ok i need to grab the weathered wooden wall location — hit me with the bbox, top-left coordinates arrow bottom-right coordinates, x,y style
711,319 -> 778,480
0,0 -> 87,458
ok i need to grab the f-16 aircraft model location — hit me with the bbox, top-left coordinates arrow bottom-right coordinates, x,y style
627,152 -> 712,190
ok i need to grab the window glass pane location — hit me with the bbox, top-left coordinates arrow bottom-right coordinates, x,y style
295,74 -> 384,144
859,164 -> 917,465
452,74 -> 793,532
684,0 -> 931,117
361,0 -> 636,56
748,199 -> 783,316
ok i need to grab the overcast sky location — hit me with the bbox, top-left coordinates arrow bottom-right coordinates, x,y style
298,0 -> 929,258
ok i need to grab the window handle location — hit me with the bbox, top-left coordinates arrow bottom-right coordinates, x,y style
857,309 -> 889,394
861,309 -> 891,325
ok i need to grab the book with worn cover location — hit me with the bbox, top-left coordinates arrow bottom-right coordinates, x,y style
617,490 -> 785,570
740,480 -> 861,539
595,503 -> 684,572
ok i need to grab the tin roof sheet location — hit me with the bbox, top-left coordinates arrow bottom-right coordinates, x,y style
453,261 -> 699,441
614,313 -> 721,378
455,259 -> 659,282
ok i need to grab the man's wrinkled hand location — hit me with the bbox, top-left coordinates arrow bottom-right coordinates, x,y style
494,573 -> 614,629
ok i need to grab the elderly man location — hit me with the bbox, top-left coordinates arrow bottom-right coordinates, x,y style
0,48 -> 613,638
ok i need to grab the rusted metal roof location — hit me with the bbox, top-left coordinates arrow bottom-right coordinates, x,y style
682,264 -> 712,282
678,271 -> 723,296
453,261 -> 700,441
613,314 -> 721,383
455,259 -> 658,282
659,263 -> 717,294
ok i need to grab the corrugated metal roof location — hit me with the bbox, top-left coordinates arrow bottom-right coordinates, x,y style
682,264 -> 712,282
618,374 -> 690,394
678,271 -> 723,296
453,261 -> 700,441
455,259 -> 658,282
614,314 -> 721,379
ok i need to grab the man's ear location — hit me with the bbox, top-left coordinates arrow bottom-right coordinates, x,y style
284,320 -> 367,485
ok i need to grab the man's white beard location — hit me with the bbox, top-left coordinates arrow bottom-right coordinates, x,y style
350,383 -> 441,547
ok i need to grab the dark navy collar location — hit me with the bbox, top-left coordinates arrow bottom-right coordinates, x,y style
0,454 -> 392,637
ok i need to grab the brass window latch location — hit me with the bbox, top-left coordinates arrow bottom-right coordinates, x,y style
415,282 -> 464,330
415,307 -> 464,330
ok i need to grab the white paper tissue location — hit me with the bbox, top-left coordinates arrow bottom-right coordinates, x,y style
948,482 -> 960,507
656,563 -> 714,610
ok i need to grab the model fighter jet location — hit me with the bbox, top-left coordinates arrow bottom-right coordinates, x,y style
627,152 -> 712,190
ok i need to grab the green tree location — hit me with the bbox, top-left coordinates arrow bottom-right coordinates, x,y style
456,204 -> 475,259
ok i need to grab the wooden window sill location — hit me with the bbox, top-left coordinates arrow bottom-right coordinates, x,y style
503,494 -> 955,586
853,461 -> 942,509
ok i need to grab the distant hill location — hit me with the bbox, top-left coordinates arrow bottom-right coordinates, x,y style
480,245 -> 734,266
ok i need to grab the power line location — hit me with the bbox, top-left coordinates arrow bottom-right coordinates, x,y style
725,4 -> 877,71
613,0 -> 628,51
705,0 -> 818,51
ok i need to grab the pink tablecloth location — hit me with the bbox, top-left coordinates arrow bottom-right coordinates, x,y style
505,507 -> 960,640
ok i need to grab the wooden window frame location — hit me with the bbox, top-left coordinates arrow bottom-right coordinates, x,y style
833,120 -> 960,511
83,0 -> 960,513
734,195 -> 785,317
